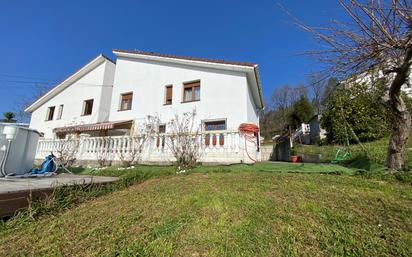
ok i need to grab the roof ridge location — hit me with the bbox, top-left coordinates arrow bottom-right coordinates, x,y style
112,49 -> 257,67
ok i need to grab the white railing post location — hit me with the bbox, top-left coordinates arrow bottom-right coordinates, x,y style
34,130 -> 246,164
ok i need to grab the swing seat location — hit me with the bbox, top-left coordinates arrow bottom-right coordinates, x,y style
331,148 -> 351,163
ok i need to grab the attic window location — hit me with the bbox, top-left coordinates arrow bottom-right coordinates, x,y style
46,106 -> 55,121
119,92 -> 133,111
82,99 -> 94,116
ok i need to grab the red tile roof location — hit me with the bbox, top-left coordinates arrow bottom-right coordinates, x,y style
113,49 -> 257,67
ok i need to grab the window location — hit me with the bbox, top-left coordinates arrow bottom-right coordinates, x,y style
165,85 -> 173,105
46,106 -> 55,121
183,80 -> 200,102
82,99 -> 94,116
119,92 -> 133,111
204,119 -> 226,146
158,124 -> 166,133
57,105 -> 64,120
204,120 -> 226,131
156,124 -> 167,148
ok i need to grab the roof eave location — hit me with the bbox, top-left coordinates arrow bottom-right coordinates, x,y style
253,65 -> 264,109
113,50 -> 255,72
25,54 -> 109,113
113,50 -> 264,108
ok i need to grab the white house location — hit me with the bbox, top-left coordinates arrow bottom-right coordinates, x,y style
26,54 -> 117,138
26,50 -> 264,164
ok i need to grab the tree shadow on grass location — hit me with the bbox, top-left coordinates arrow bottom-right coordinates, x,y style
345,154 -> 386,173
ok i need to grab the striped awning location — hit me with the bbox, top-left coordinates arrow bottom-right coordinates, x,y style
53,120 -> 133,133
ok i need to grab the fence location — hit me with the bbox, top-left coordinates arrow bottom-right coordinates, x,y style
35,130 -> 261,165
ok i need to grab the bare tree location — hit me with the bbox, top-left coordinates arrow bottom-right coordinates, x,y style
117,135 -> 148,167
307,72 -> 328,114
268,84 -> 308,131
14,83 -> 50,123
117,115 -> 159,166
53,136 -> 80,168
295,0 -> 412,171
167,109 -> 202,170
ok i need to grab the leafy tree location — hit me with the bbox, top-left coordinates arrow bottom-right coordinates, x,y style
321,82 -> 389,144
2,112 -> 16,123
288,95 -> 313,130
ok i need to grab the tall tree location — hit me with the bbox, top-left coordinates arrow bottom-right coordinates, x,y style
2,112 -> 16,123
288,95 -> 313,130
298,0 -> 412,171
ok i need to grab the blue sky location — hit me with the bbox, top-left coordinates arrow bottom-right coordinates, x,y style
0,0 -> 346,116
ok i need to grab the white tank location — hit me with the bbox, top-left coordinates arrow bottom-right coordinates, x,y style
0,124 -> 41,176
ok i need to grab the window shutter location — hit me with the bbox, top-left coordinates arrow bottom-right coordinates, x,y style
123,93 -> 133,100
184,81 -> 200,88
166,86 -> 172,99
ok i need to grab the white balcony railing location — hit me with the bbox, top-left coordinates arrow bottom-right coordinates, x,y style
35,130 -> 260,164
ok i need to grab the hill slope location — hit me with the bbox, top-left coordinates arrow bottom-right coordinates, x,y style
1,172 -> 411,257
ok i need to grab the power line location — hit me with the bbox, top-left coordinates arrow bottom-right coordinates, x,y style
0,73 -> 58,83
0,83 -> 113,90
0,79 -> 53,84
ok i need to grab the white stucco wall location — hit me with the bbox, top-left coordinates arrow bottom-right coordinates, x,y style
246,77 -> 260,125
109,57 -> 259,131
29,59 -> 115,138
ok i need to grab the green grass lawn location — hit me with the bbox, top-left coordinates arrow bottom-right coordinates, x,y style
294,135 -> 412,171
1,168 -> 411,256
72,162 -> 356,176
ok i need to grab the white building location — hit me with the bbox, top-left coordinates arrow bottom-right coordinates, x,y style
26,50 -> 264,164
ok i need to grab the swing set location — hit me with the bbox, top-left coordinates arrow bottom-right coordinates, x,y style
330,93 -> 367,164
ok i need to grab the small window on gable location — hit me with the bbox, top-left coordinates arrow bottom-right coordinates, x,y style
183,80 -> 200,102
57,104 -> 64,120
158,124 -> 166,133
165,85 -> 173,105
82,99 -> 94,116
46,106 -> 55,121
204,119 -> 226,131
120,92 -> 133,111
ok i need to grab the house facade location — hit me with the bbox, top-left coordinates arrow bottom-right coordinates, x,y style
27,55 -> 116,138
26,50 -> 264,164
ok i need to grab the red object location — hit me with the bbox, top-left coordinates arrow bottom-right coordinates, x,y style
205,134 -> 210,146
291,156 -> 301,163
219,134 -> 224,145
238,123 -> 260,162
212,134 -> 217,145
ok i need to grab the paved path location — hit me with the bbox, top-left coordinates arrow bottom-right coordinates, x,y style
0,174 -> 118,217
0,174 -> 118,194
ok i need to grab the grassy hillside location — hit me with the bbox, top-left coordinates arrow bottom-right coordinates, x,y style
1,172 -> 411,257
295,135 -> 412,171
73,162 -> 356,176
